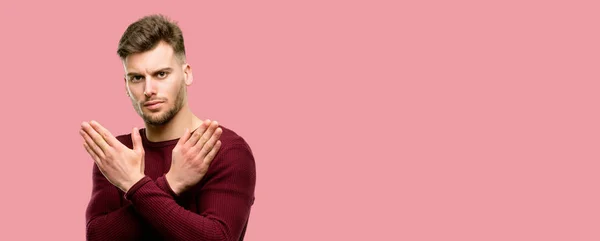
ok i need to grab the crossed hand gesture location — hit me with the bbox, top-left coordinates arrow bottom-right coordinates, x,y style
80,120 -> 222,194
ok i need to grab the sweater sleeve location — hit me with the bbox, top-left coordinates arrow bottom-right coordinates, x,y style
125,144 -> 256,241
85,163 -> 147,240
85,164 -> 179,240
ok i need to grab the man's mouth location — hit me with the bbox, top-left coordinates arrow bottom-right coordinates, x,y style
144,100 -> 164,110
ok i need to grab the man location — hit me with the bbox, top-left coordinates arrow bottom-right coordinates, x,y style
80,14 -> 256,241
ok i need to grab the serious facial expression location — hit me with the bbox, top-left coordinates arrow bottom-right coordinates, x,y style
123,41 -> 190,126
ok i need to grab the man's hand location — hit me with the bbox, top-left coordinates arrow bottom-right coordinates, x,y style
166,119 -> 223,195
80,120 -> 145,193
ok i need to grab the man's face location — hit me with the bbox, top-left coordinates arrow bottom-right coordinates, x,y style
123,41 -> 191,126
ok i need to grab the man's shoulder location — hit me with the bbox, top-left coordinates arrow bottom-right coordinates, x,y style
219,125 -> 252,151
210,125 -> 255,176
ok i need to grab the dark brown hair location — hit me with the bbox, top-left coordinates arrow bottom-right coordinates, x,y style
117,14 -> 186,62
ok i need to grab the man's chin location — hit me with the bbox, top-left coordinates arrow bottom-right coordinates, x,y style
144,119 -> 168,126
142,113 -> 168,126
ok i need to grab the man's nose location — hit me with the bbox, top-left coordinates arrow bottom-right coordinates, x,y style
144,77 -> 157,97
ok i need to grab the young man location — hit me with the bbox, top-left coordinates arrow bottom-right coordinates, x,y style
80,14 -> 256,241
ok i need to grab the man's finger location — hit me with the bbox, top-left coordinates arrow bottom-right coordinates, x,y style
83,142 -> 102,166
131,127 -> 144,152
81,122 -> 111,152
199,127 -> 222,158
80,129 -> 106,160
186,119 -> 211,147
203,140 -> 222,165
175,128 -> 191,148
89,120 -> 119,147
196,120 -> 219,149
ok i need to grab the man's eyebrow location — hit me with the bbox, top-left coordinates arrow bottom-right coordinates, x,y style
126,68 -> 173,77
151,67 -> 173,75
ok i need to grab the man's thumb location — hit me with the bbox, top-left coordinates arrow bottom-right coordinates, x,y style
132,127 -> 143,152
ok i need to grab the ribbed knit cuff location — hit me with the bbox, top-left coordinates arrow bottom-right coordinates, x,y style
124,176 -> 152,201
156,176 -> 178,197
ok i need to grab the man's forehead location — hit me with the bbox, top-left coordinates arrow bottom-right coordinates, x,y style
123,42 -> 175,73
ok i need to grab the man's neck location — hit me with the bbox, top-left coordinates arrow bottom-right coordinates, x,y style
144,106 -> 203,142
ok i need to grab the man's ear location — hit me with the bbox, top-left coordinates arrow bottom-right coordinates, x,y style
183,63 -> 193,86
125,78 -> 130,97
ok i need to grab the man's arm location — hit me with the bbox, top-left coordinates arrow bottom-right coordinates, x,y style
83,129 -> 180,241
85,163 -> 146,241
125,144 -> 256,241
83,120 -> 255,240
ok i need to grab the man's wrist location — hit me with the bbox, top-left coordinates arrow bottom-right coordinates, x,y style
165,172 -> 184,195
121,174 -> 146,193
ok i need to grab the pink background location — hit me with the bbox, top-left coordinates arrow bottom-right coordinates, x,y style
1,0 -> 599,240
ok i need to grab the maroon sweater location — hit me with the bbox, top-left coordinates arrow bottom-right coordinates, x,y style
85,126 -> 256,241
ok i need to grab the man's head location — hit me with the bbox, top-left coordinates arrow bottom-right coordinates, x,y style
117,14 -> 193,126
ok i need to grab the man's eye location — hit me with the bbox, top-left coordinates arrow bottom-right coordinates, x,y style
158,72 -> 167,78
131,76 -> 144,82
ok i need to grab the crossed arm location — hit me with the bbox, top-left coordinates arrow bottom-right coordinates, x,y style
81,120 -> 255,241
